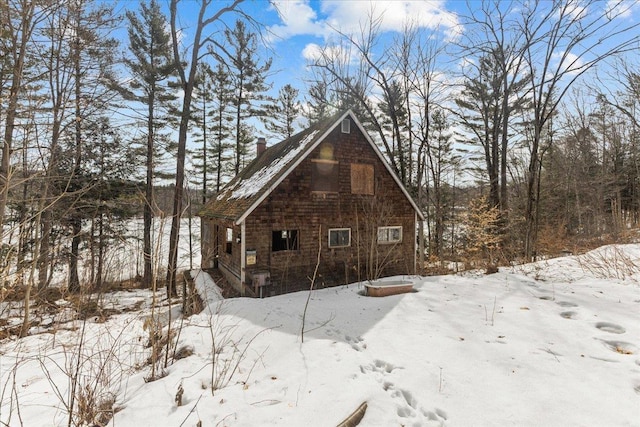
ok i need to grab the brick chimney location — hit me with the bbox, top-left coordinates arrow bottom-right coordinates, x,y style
257,137 -> 266,157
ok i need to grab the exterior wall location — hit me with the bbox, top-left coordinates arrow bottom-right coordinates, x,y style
201,218 -> 215,269
244,121 -> 416,295
204,218 -> 242,285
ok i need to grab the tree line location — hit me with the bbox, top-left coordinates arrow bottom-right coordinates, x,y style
1,0 -> 639,308
303,0 -> 640,267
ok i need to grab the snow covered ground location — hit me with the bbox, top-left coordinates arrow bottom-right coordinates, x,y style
1,217 -> 200,289
1,244 -> 639,426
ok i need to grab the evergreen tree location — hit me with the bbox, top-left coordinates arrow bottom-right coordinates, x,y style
67,0 -> 120,292
265,84 -> 301,140
425,108 -> 456,258
80,117 -> 137,289
165,0 -> 245,298
378,80 -> 408,181
213,19 -> 272,174
190,61 -> 233,204
122,0 -> 176,288
0,0 -> 50,230
304,80 -> 333,125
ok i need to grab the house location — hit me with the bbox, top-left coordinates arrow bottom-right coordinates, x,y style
199,110 -> 424,297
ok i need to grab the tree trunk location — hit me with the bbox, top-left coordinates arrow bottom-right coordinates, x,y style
0,1 -> 35,230
167,0 -> 244,297
524,127 -> 541,261
97,212 -> 104,289
68,218 -> 82,292
143,90 -> 155,288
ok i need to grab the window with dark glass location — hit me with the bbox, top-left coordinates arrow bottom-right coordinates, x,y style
328,228 -> 351,248
272,230 -> 299,251
225,227 -> 233,254
311,159 -> 339,192
312,142 -> 339,193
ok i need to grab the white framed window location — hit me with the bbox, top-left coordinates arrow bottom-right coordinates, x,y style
341,118 -> 350,133
328,228 -> 351,248
377,226 -> 403,244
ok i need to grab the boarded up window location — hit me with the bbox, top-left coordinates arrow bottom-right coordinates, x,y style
351,163 -> 374,195
312,159 -> 339,192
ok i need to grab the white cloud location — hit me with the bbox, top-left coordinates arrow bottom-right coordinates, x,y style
562,0 -> 589,20
301,43 -> 322,61
302,42 -> 353,65
268,0 -> 327,40
269,0 -> 460,43
605,0 -> 640,19
321,0 -> 459,34
551,51 -> 585,76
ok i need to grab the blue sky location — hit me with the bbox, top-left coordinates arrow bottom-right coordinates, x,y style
155,0 -> 640,100
256,0 -> 464,95
126,0 -> 640,177
162,0 -> 466,98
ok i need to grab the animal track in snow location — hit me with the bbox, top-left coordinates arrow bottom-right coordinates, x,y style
601,340 -> 637,355
372,359 -> 397,373
345,335 -> 366,351
560,311 -> 577,319
556,301 -> 578,308
325,327 -> 341,337
390,384 -> 446,426
359,359 -> 398,375
423,408 -> 448,423
595,322 -> 626,334
359,360 -> 446,425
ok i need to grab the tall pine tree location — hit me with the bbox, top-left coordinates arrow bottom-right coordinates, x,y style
264,84 -> 301,140
123,0 -> 176,288
190,61 -> 233,204
213,19 -> 272,174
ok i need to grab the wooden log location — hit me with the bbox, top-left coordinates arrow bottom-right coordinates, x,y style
336,401 -> 368,427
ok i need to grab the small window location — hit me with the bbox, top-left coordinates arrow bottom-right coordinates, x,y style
272,230 -> 299,251
311,159 -> 339,192
328,228 -> 351,248
225,227 -> 233,254
341,118 -> 350,133
351,163 -> 374,195
378,226 -> 403,244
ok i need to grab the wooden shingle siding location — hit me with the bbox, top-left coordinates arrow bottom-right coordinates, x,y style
245,123 -> 415,294
200,110 -> 421,297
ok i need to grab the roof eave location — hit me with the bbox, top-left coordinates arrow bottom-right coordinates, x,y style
234,111 -> 350,225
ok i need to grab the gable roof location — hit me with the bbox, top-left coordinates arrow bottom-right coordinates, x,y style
200,110 -> 424,224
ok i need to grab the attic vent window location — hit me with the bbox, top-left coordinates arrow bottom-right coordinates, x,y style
341,119 -> 350,133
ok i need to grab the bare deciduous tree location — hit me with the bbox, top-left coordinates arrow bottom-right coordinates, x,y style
166,0 -> 245,297
518,0 -> 640,259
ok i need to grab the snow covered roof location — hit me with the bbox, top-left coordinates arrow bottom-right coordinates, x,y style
200,110 -> 424,224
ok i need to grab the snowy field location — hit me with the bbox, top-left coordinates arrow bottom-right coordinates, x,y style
1,217 -> 201,289
1,244 -> 639,426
